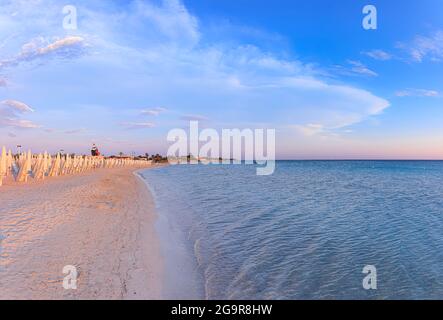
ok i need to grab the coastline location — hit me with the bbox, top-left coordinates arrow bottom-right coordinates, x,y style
137,166 -> 206,300
0,167 -> 163,300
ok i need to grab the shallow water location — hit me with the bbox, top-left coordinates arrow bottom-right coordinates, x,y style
139,161 -> 443,299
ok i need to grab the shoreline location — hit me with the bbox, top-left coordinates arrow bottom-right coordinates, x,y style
137,166 -> 206,300
0,167 -> 163,299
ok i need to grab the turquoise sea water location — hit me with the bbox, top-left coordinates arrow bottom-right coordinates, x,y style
139,161 -> 443,299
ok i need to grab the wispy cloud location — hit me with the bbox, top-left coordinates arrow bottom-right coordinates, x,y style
3,119 -> 41,129
121,122 -> 156,129
0,0 -> 391,149
0,36 -> 87,70
0,99 -> 40,129
395,88 -> 440,97
37,36 -> 84,55
362,49 -> 392,61
140,107 -> 168,116
1,99 -> 34,112
334,60 -> 378,77
294,124 -> 324,136
64,128 -> 87,134
347,60 -> 378,77
72,0 -> 388,134
135,0 -> 200,47
180,114 -> 209,121
398,31 -> 443,62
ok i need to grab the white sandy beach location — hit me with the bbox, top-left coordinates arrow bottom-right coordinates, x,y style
0,167 -> 163,300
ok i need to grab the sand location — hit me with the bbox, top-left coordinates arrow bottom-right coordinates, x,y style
0,167 -> 163,300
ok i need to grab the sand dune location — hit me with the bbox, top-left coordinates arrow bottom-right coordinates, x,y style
0,167 -> 163,300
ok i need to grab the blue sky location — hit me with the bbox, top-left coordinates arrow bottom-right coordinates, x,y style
0,0 -> 442,158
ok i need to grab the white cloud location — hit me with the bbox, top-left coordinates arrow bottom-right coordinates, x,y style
347,60 -> 378,77
0,99 -> 39,129
0,0 -> 390,142
180,114 -> 209,121
395,88 -> 440,97
121,122 -> 156,129
1,99 -> 34,112
333,60 -> 378,77
4,119 -> 40,128
90,1 -> 388,135
294,124 -> 324,136
140,107 -> 167,116
36,36 -> 84,55
0,36 -> 86,70
135,0 -> 200,47
64,128 -> 87,134
362,49 -> 392,61
399,31 -> 443,62
289,83 -> 389,135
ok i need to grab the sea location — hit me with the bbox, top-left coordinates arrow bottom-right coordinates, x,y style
138,161 -> 443,299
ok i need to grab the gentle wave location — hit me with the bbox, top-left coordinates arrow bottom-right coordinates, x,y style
141,161 -> 443,299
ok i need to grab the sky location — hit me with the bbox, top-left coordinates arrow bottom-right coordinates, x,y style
0,0 -> 443,159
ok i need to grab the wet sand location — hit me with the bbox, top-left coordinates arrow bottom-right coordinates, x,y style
0,167 -> 163,299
